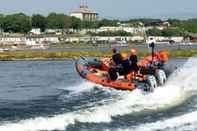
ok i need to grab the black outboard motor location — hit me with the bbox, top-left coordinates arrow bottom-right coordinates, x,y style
108,67 -> 118,80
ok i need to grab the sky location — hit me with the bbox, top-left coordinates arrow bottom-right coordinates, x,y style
0,0 -> 197,19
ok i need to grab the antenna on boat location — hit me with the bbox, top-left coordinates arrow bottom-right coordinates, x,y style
142,23 -> 156,64
147,38 -> 156,64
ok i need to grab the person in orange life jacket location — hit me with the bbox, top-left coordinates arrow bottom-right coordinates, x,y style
129,49 -> 139,73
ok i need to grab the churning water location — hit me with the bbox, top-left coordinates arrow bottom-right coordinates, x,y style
0,58 -> 196,131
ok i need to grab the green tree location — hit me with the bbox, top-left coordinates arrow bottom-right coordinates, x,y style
70,17 -> 81,29
89,31 -> 132,36
2,13 -> 31,33
32,14 -> 47,32
167,19 -> 181,26
146,28 -> 162,36
126,18 -> 161,26
168,19 -> 197,33
162,28 -> 187,37
146,27 -> 187,37
182,20 -> 197,33
81,21 -> 99,29
0,14 -> 4,30
98,19 -> 119,27
46,13 -> 71,29
64,16 -> 72,29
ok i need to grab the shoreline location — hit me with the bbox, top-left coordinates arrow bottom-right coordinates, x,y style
0,49 -> 197,61
0,57 -> 188,61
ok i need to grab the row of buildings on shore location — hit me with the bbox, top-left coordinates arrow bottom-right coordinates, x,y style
0,5 -> 197,48
0,35 -> 188,46
64,36 -> 185,44
0,36 -> 59,46
30,26 -> 147,36
29,21 -> 169,35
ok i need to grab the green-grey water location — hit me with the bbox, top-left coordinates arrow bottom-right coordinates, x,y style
0,58 -> 197,131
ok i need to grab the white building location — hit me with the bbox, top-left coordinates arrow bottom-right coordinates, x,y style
30,28 -> 41,35
147,36 -> 184,43
95,26 -> 147,34
0,37 -> 26,45
70,5 -> 98,21
65,36 -> 145,43
26,37 -> 59,45
45,29 -> 63,35
0,36 -> 59,45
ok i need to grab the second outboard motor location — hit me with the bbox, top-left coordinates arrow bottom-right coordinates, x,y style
108,68 -> 118,81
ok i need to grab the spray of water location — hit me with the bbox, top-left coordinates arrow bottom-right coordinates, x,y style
57,81 -> 96,99
1,57 -> 197,131
116,57 -> 197,131
130,110 -> 197,131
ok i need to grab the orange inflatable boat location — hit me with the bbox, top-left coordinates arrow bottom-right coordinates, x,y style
75,51 -> 168,91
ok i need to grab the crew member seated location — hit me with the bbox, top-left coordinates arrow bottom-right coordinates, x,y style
129,49 -> 139,73
112,48 -> 122,66
109,52 -> 131,80
108,48 -> 122,80
121,53 -> 131,76
111,48 -> 124,76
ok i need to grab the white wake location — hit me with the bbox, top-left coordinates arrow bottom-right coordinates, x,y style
117,57 -> 197,131
1,57 -> 197,131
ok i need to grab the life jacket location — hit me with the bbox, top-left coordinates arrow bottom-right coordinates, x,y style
112,53 -> 122,65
